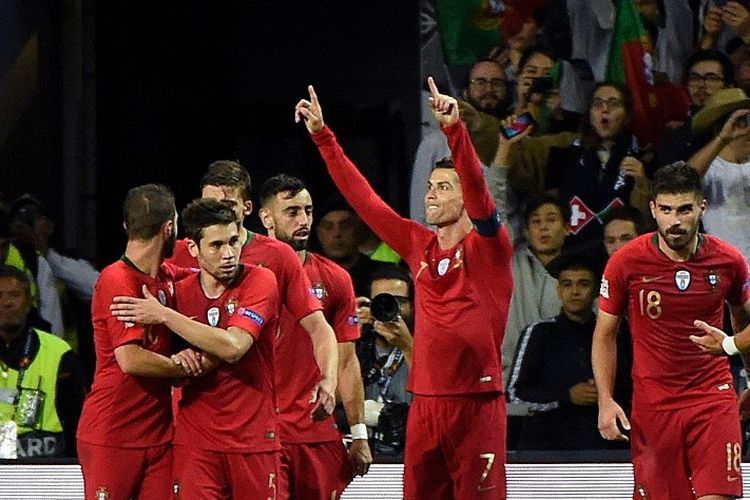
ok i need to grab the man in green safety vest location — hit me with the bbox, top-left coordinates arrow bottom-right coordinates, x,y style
0,264 -> 85,458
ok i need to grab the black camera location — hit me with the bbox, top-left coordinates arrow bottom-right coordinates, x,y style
370,293 -> 400,322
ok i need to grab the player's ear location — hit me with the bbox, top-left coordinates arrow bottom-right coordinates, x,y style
648,199 -> 657,220
258,207 -> 274,231
242,199 -> 253,217
187,238 -> 199,258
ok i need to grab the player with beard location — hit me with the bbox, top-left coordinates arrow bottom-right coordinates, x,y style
77,184 -> 202,500
258,174 -> 371,499
297,79 -> 513,499
168,160 -> 338,421
111,198 -> 281,498
593,163 -> 750,500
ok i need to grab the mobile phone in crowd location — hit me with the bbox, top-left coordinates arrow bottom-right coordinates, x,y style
500,112 -> 536,140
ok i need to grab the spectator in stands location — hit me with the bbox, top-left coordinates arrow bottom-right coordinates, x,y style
356,263 -> 413,458
9,195 -> 99,380
10,195 -> 99,302
730,44 -> 750,95
0,210 -> 63,337
0,264 -> 85,458
684,88 -> 750,263
700,1 -> 750,53
513,46 -> 557,127
602,206 -> 643,257
543,83 -> 652,258
315,196 -> 378,297
658,50 -> 734,168
507,254 -> 628,450
502,195 -> 569,387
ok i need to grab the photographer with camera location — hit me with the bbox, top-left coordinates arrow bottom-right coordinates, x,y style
356,264 -> 413,458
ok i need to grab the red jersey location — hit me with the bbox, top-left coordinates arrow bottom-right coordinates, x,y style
276,252 -> 359,443
313,121 -> 513,396
78,259 -> 187,447
599,233 -> 750,410
173,264 -> 280,453
169,232 -> 320,321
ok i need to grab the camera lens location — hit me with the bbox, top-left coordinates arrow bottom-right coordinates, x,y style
370,293 -> 400,322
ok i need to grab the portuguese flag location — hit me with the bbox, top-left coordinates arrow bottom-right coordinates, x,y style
605,0 -> 660,145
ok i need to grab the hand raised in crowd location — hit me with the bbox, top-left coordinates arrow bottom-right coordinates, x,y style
705,6 -> 724,36
492,114 -> 534,167
110,284 -> 168,324
689,319 -> 730,355
295,85 -> 325,134
309,376 -> 336,421
348,438 -> 373,477
569,379 -> 598,406
619,155 -> 645,179
427,76 -> 460,128
716,108 -> 750,145
723,1 -> 750,37
598,398 -> 630,441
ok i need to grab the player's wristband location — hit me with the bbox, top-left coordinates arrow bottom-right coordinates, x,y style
722,335 -> 740,356
351,423 -> 368,440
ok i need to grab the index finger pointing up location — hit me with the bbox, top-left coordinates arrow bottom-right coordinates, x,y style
427,76 -> 440,99
308,85 -> 318,104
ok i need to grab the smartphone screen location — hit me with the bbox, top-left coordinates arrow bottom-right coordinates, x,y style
501,112 -> 536,139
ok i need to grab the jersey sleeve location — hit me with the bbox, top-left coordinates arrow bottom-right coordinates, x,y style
727,248 -> 750,307
329,267 -> 360,343
229,267 -> 280,339
598,251 -> 628,317
312,126 -> 431,261
95,267 -> 149,348
277,243 -> 321,321
442,120 -> 499,235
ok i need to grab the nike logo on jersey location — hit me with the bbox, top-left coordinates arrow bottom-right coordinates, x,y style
727,475 -> 740,482
641,275 -> 662,283
477,485 -> 497,492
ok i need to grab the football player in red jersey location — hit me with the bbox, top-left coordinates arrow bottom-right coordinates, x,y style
594,163 -> 750,500
77,184 -> 202,500
296,79 -> 513,499
259,174 -> 371,499
168,160 -> 339,420
111,198 -> 282,498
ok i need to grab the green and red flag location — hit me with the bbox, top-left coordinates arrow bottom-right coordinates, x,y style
435,0 -> 544,66
605,0 -> 660,144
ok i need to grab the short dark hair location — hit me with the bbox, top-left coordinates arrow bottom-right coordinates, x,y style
652,162 -> 703,199
518,45 -> 556,73
602,206 -> 644,234
0,264 -> 31,295
181,198 -> 239,244
200,160 -> 252,201
122,184 -> 175,240
685,49 -> 734,86
433,157 -> 455,170
524,194 -> 571,227
549,253 -> 601,282
259,174 -> 307,208
368,263 -> 414,301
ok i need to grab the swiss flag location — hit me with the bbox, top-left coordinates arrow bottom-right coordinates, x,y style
568,196 -> 595,235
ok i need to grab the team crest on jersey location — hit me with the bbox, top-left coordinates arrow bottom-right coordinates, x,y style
310,282 -> 328,302
207,306 -> 220,327
705,270 -> 720,290
674,270 -> 691,291
96,487 -> 110,500
437,258 -> 450,276
225,297 -> 238,315
157,289 -> 167,305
